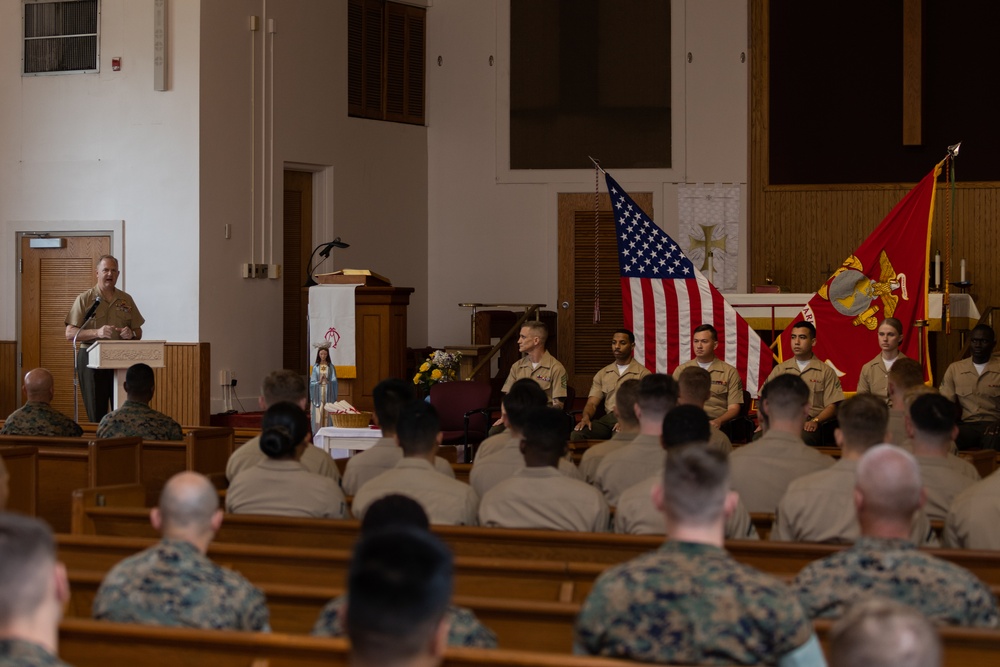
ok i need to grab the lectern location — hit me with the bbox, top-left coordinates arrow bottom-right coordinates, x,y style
87,340 -> 166,408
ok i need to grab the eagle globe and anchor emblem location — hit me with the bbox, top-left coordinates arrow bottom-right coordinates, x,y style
817,250 -> 908,330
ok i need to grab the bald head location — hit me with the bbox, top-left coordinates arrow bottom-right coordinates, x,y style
830,598 -> 941,667
156,472 -> 220,538
855,444 -> 923,527
23,369 -> 54,404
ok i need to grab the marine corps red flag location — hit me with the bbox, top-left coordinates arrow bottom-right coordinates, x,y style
776,163 -> 942,391
607,173 -> 773,396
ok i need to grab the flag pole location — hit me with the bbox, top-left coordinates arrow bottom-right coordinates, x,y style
943,142 -> 960,336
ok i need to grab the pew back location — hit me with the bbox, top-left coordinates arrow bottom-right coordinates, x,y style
0,444 -> 38,515
140,427 -> 234,504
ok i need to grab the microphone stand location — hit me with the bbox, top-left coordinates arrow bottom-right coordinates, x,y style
304,238 -> 349,287
72,310 -> 100,424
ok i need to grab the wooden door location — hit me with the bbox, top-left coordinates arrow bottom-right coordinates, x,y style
19,235 -> 111,417
557,192 -> 653,396
283,170 -> 313,374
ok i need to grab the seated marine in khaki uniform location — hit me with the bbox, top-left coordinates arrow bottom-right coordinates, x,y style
577,379 -> 640,484
671,323 -> 743,429
675,366 -> 733,454
907,393 -> 977,522
939,323 -> 1000,450
572,329 -> 650,441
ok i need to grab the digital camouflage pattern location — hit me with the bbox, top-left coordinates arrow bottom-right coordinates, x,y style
95,400 -> 183,441
311,595 -> 498,648
575,541 -> 814,665
793,536 -> 999,627
0,402 -> 82,437
0,639 -> 71,667
93,539 -> 269,631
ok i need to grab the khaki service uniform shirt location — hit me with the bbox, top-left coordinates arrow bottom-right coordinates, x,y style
578,432 -> 636,483
352,458 -> 479,526
940,357 -> 1000,423
479,466 -> 610,532
589,358 -> 651,414
856,353 -> 906,404
887,409 -> 908,446
773,458 -> 938,546
672,358 -> 743,421
944,470 -> 1000,549
66,285 -> 145,338
729,430 -> 835,513
500,351 -> 568,407
341,437 -> 454,496
226,435 -> 341,486
766,356 -> 845,419
593,433 -> 664,506
917,455 -> 977,523
225,459 -> 348,519
469,436 -> 581,497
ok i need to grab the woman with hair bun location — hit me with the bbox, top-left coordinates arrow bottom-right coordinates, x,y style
226,401 -> 348,518
856,317 -> 907,405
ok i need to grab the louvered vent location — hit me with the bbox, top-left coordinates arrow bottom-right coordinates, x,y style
23,0 -> 99,75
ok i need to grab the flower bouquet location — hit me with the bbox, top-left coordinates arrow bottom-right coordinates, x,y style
413,349 -> 461,393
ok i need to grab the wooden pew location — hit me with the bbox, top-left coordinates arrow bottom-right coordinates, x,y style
65,569 -> 580,652
58,617 -> 641,667
0,435 -> 141,532
140,427 -> 234,504
232,427 -> 259,447
56,533 -> 605,604
0,444 -> 38,515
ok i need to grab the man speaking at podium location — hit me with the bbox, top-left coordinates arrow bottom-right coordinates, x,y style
64,255 -> 145,422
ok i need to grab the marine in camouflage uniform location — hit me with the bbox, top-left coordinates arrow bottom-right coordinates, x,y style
312,595 -> 497,648
96,400 -> 183,441
0,638 -> 72,667
0,401 -> 82,437
92,538 -> 269,631
793,536 -> 999,627
575,541 -> 816,664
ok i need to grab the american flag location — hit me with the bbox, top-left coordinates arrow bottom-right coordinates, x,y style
607,172 -> 773,396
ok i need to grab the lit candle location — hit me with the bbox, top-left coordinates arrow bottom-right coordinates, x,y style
960,258 -> 966,283
934,250 -> 941,288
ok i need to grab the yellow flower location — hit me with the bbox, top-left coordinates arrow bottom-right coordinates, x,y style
419,362 -> 431,372
413,374 -> 421,384
431,369 -> 443,380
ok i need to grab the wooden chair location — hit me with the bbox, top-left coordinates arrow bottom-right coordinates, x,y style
430,381 -> 492,460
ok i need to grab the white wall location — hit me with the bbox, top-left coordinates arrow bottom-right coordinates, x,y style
0,0 -> 201,342
199,0 -> 429,410
426,0 -> 748,347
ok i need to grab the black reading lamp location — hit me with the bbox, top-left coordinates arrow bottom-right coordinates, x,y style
304,237 -> 351,287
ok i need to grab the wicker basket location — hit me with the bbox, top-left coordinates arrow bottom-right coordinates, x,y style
329,411 -> 372,428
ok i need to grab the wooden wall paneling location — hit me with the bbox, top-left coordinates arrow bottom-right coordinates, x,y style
750,0 -> 1000,381
150,343 -> 210,427
0,341 -> 16,419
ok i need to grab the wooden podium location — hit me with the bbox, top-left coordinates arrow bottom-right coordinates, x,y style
87,340 -> 166,409
313,273 -> 413,413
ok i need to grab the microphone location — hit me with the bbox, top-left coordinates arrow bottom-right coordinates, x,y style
318,237 -> 350,258
82,296 -> 101,322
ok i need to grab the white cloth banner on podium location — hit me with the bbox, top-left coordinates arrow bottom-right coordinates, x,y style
308,285 -> 357,378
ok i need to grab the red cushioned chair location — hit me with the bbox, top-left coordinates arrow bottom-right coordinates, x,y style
429,381 -> 492,462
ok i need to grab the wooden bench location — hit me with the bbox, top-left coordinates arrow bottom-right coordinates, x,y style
0,435 -> 141,532
0,444 -> 38,515
58,617 -> 642,667
65,569 -> 581,653
140,427 -> 234,504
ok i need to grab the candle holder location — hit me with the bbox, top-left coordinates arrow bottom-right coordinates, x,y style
950,281 -> 972,294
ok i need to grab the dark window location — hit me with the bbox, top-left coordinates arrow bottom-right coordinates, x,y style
510,0 -> 672,170
348,0 -> 425,125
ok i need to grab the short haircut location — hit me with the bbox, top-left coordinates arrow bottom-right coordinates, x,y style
880,317 -> 903,335
678,366 -> 711,404
971,323 -> 996,341
908,393 -> 957,440
693,323 -> 718,340
888,357 -> 924,392
361,495 -> 430,535
262,370 -> 308,407
856,444 -> 923,523
830,598 -> 941,667
158,472 -> 220,532
661,445 -> 729,526
125,363 -> 155,398
503,378 -> 548,431
0,513 -> 56,625
614,329 -> 636,345
791,321 -> 816,338
523,320 -> 548,343
347,527 -> 453,664
902,384 -> 937,410
396,400 -> 441,456
97,254 -> 118,268
521,407 -> 568,465
372,378 -> 416,434
636,373 -> 679,420
662,405 -> 711,449
259,401 -> 311,459
761,374 -> 809,420
838,394 -> 890,452
614,379 -> 641,427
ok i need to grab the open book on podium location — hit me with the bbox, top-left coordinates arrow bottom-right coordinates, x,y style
315,269 -> 392,286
